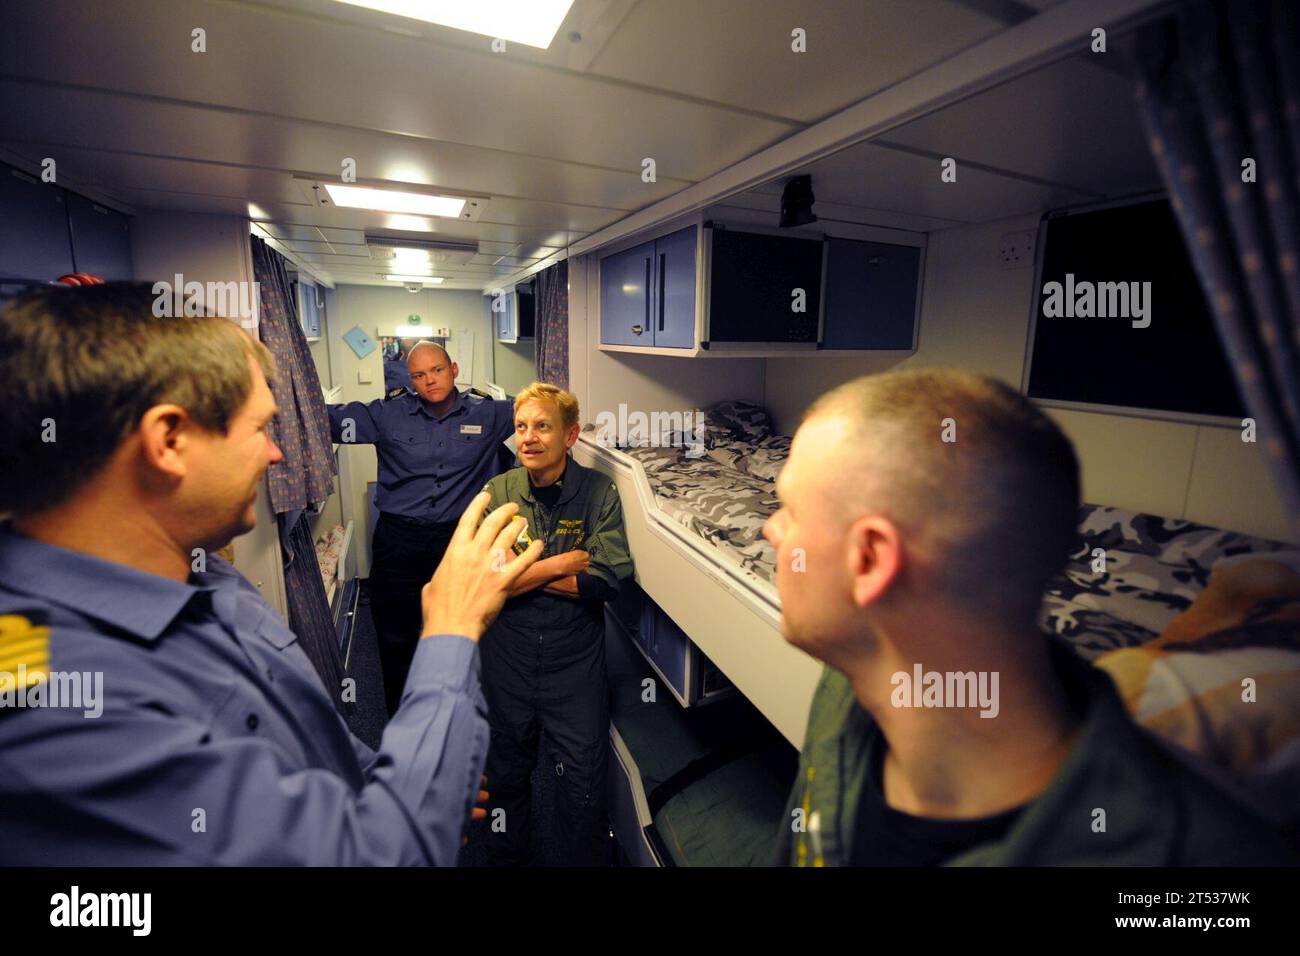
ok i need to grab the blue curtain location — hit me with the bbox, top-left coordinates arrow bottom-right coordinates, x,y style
250,236 -> 336,514
534,259 -> 569,389
1133,0 -> 1300,536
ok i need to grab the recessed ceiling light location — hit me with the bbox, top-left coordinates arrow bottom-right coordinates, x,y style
385,214 -> 434,232
321,183 -> 467,217
386,274 -> 447,283
391,247 -> 433,262
332,0 -> 575,49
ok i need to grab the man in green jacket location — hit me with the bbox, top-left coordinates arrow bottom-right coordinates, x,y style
768,368 -> 1295,866
478,382 -> 635,866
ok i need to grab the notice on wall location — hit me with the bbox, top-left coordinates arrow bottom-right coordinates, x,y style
450,329 -> 474,385
342,325 -> 376,360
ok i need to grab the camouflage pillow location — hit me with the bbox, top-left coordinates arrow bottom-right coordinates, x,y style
1076,505 -> 1289,576
703,440 -> 752,471
701,400 -> 774,446
739,435 -> 791,482
1041,504 -> 1292,658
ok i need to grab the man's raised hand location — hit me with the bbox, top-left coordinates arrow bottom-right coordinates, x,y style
420,491 -> 543,641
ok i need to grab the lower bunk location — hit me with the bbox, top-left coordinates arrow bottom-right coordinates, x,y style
604,603 -> 797,867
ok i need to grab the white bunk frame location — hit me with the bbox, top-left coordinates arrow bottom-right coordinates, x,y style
574,435 -> 821,749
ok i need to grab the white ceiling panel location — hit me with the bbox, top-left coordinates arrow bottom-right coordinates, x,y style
0,0 -> 798,182
588,0 -> 1007,122
476,240 -> 524,256
258,223 -> 332,242
745,140 -> 1089,226
880,54 -> 1161,198
0,78 -> 694,211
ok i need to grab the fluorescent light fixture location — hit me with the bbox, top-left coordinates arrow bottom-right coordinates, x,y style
365,233 -> 478,254
385,214 -> 434,232
386,274 -> 446,283
321,182 -> 467,218
391,247 -> 433,263
332,0 -> 575,49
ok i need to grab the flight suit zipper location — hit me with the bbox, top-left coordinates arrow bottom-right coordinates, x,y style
533,499 -> 556,550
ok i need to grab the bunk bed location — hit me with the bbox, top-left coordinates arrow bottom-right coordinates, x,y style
587,400 -> 1294,663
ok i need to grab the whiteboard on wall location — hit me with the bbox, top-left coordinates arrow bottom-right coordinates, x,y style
451,329 -> 474,385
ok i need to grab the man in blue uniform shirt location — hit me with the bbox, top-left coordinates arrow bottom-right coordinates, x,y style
0,283 -> 542,865
328,341 -> 516,715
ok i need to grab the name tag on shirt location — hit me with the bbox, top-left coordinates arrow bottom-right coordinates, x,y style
460,425 -> 483,435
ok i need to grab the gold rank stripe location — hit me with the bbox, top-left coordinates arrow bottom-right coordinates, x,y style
0,652 -> 51,674
0,615 -> 52,685
0,649 -> 51,672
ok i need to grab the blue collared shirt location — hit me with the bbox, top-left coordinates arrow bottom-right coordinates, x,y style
328,388 -> 515,522
0,526 -> 487,866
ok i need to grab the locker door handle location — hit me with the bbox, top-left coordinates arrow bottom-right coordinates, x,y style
657,252 -> 666,332
644,257 -> 651,334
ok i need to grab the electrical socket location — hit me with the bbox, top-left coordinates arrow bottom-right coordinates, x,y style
999,229 -> 1036,270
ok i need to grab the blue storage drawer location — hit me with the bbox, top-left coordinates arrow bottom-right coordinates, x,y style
599,229 -> 696,349
651,226 -> 696,348
640,601 -> 688,699
822,237 -> 919,349
600,240 -> 655,346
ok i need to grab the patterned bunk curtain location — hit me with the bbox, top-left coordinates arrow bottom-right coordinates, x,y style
534,258 -> 569,389
280,507 -> 347,715
250,235 -> 344,702
250,236 -> 336,511
1133,0 -> 1300,537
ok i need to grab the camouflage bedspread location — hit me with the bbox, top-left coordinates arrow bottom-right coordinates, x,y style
1043,506 -> 1290,658
623,439 -> 784,580
621,441 -> 1291,657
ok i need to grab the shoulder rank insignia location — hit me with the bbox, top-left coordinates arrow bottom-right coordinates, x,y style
0,613 -> 51,696
385,386 -> 409,401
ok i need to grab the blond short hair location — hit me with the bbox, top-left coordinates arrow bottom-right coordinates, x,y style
514,382 -> 579,431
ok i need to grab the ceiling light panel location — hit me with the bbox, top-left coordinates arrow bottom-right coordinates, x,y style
331,0 -> 575,49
